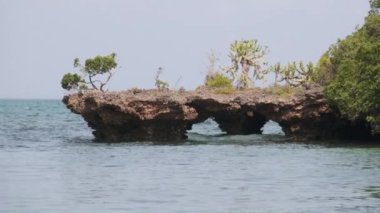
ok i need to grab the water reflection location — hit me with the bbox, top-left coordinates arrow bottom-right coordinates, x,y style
365,186 -> 380,199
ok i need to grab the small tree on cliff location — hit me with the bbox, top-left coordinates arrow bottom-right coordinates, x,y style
61,53 -> 118,92
224,40 -> 268,89
74,53 -> 118,92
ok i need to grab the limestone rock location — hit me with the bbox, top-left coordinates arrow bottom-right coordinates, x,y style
63,87 -> 375,142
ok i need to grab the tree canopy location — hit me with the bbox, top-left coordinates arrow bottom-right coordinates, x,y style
270,61 -> 315,87
370,0 -> 380,11
61,53 -> 118,92
315,6 -> 380,126
61,73 -> 84,91
224,40 -> 268,89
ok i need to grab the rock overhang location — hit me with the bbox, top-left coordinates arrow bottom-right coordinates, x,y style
63,87 -> 377,142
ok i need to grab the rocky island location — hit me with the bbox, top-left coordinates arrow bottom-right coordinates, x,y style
61,6 -> 380,143
63,86 -> 376,142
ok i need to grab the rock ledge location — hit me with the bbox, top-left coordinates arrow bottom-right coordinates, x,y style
63,87 -> 374,142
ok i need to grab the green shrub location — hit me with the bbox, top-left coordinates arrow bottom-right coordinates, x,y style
206,73 -> 234,94
313,52 -> 335,86
61,73 -> 83,91
317,13 -> 380,126
155,67 -> 169,90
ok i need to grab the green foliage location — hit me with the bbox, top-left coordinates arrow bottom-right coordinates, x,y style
371,0 -> 380,7
313,52 -> 335,85
365,186 -> 380,199
224,39 -> 268,89
73,58 -> 80,68
371,191 -> 380,199
316,11 -> 380,126
155,80 -> 169,90
206,73 -> 233,88
61,73 -> 84,91
206,73 -> 234,94
370,0 -> 380,13
270,61 -> 315,87
70,53 -> 118,92
83,53 -> 117,75
60,53 -> 118,92
155,67 -> 169,90
204,50 -> 220,84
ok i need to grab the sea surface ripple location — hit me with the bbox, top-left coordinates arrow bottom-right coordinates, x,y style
0,100 -> 379,213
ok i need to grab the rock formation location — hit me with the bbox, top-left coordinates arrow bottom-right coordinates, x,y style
63,86 -> 376,142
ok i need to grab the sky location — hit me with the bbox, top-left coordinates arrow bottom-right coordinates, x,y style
0,0 -> 370,99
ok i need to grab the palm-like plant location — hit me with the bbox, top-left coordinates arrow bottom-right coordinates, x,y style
224,40 -> 268,89
272,61 -> 315,87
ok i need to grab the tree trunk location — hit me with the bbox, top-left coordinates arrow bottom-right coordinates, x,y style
241,61 -> 251,88
89,75 -> 99,90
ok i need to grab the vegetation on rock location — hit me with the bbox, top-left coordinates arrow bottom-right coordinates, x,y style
206,73 -> 234,94
204,50 -> 220,84
61,73 -> 86,91
270,61 -> 315,87
60,1 -> 380,138
202,50 -> 234,94
155,67 -> 169,90
61,53 -> 118,92
313,52 -> 335,86
224,40 -> 268,89
314,1 -> 380,128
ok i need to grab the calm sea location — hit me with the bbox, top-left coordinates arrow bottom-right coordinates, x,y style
0,99 -> 379,213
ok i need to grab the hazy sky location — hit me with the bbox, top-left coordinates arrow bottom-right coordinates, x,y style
0,0 -> 370,99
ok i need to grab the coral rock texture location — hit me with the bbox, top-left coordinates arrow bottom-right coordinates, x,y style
63,86 -> 374,142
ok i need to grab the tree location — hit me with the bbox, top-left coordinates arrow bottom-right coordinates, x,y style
313,52 -> 335,85
61,73 -> 85,91
271,63 -> 281,86
224,40 -> 268,89
61,53 -> 118,92
315,4 -> 380,128
270,61 -> 315,87
74,53 -> 118,92
370,0 -> 380,14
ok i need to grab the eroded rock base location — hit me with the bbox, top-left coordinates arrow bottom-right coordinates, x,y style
63,87 -> 379,142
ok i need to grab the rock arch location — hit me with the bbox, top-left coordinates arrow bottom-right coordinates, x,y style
63,87 -> 377,142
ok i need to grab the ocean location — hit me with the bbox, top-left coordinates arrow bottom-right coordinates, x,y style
0,99 -> 379,212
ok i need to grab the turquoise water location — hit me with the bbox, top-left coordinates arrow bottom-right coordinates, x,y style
0,100 -> 379,213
